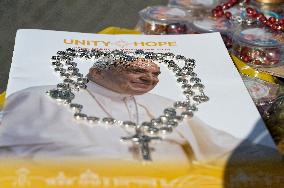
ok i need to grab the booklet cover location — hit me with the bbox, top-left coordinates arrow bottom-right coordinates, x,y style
0,29 -> 282,188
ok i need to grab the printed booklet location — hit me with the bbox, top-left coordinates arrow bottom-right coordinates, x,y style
0,29 -> 282,188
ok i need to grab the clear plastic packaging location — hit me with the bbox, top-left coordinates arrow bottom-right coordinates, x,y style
232,25 -> 284,67
137,6 -> 191,35
242,75 -> 280,105
251,0 -> 284,18
168,0 -> 220,17
188,16 -> 234,48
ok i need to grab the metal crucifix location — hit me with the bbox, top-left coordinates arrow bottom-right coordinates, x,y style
121,130 -> 161,161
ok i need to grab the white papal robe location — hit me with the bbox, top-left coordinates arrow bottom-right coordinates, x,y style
0,81 -> 240,163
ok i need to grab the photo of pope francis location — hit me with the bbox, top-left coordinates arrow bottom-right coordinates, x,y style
0,57 -> 239,164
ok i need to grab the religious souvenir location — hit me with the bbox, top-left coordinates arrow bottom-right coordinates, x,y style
241,75 -> 281,114
168,0 -> 220,17
137,6 -> 191,34
188,16 -> 234,48
232,24 -> 284,67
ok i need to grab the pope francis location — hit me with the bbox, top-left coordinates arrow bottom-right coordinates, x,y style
0,57 -> 240,164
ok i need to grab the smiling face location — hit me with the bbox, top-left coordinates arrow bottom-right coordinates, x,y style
89,58 -> 161,95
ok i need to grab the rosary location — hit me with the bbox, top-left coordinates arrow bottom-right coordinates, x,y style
47,48 -> 209,161
212,0 -> 284,31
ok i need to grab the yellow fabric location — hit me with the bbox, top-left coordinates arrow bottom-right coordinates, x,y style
98,27 -> 141,34
0,91 -> 5,109
231,55 -> 276,83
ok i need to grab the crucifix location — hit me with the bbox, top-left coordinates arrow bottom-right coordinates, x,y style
121,129 -> 161,161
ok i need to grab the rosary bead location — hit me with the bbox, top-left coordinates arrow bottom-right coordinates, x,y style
174,101 -> 186,109
159,127 -> 173,134
165,23 -> 187,34
164,108 -> 177,117
122,121 -> 137,128
57,83 -> 69,90
74,113 -> 87,120
87,116 -> 100,123
102,117 -> 116,125
70,103 -> 83,112
181,111 -> 194,119
140,122 -> 151,131
167,120 -> 178,128
147,127 -> 159,135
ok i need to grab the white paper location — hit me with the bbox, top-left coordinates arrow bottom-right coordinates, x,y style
7,29 -> 275,147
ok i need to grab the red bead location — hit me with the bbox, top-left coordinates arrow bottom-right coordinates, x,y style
166,23 -> 187,34
259,17 -> 267,24
278,18 -> 284,25
257,13 -> 265,20
271,24 -> 278,31
227,2 -> 233,7
268,17 -> 277,23
266,21 -> 273,27
222,3 -> 229,9
243,56 -> 252,62
230,0 -> 238,4
246,7 -> 254,14
225,12 -> 232,19
216,6 -> 223,11
216,10 -> 224,17
254,60 -> 262,65
212,9 -> 218,17
240,47 -> 250,57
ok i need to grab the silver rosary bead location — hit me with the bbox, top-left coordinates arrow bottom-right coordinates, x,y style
167,120 -> 178,128
181,111 -> 194,119
65,61 -> 77,67
57,83 -> 69,90
177,78 -> 188,84
174,101 -> 186,109
183,89 -> 195,97
172,115 -> 183,122
54,67 -> 65,73
70,103 -> 83,113
159,127 -> 173,134
182,84 -> 191,90
164,108 -> 176,117
140,122 -> 151,131
151,118 -> 162,127
122,121 -> 137,128
52,61 -> 63,68
60,72 -> 70,79
159,115 -> 169,124
102,117 -> 116,125
187,104 -> 198,111
74,113 -> 88,120
147,126 -> 159,135
192,83 -> 205,90
87,116 -> 100,123
190,77 -> 201,83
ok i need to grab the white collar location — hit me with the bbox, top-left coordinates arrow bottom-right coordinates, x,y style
86,81 -> 133,100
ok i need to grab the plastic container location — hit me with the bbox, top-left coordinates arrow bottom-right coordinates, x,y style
188,16 -> 234,48
232,25 -> 284,67
168,0 -> 220,17
251,0 -> 284,18
137,6 -> 191,35
242,75 -> 280,105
